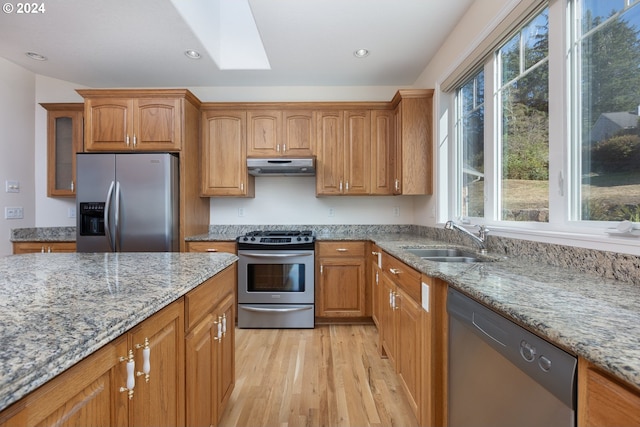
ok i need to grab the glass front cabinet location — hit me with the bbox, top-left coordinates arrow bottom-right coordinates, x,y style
41,103 -> 84,197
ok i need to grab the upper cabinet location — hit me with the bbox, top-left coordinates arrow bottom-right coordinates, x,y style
391,89 -> 433,195
201,110 -> 254,198
316,110 -> 371,195
370,109 -> 395,195
40,103 -> 84,197
246,109 -> 315,157
77,89 -> 198,152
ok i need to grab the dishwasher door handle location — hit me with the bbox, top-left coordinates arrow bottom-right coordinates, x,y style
472,312 -> 507,347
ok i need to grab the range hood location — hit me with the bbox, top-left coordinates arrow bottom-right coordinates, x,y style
247,157 -> 316,176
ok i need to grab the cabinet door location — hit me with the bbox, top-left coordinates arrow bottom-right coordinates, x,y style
186,313 -> 216,427
0,336 -> 126,427
316,111 -> 343,195
370,110 -> 394,195
283,110 -> 315,156
370,246 -> 382,327
43,104 -> 84,197
215,294 -> 235,423
393,92 -> 432,195
343,110 -> 371,194
318,257 -> 366,317
379,273 -> 396,365
134,98 -> 181,151
84,98 -> 133,151
128,300 -> 185,427
396,287 -> 422,418
247,110 -> 281,156
578,358 -> 640,427
201,110 -> 254,197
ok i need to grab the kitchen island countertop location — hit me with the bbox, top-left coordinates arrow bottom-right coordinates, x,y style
0,251 -> 237,412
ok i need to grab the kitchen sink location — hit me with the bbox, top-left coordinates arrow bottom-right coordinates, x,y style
404,248 -> 483,263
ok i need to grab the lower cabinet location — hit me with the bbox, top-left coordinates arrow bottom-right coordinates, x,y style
185,265 -> 236,427
378,250 -> 422,420
0,300 -> 185,427
316,241 -> 366,318
578,357 -> 640,427
0,266 -> 237,427
12,241 -> 76,254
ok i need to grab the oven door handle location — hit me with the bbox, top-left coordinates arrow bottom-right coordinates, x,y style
240,252 -> 314,258
241,306 -> 314,313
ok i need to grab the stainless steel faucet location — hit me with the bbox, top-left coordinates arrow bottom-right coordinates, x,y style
444,220 -> 489,254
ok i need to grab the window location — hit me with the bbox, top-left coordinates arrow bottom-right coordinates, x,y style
454,6 -> 549,223
573,0 -> 640,222
456,70 -> 485,218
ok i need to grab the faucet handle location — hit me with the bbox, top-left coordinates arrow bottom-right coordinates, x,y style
477,225 -> 489,239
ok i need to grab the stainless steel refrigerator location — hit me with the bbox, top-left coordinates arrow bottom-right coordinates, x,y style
76,153 -> 179,252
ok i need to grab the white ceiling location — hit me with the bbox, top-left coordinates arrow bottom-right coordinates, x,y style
0,0 -> 473,88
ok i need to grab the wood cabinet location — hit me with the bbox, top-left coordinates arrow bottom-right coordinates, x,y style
378,250 -> 423,421
391,89 -> 433,195
370,110 -> 394,195
0,299 -> 185,427
40,103 -> 84,197
185,265 -> 236,427
12,241 -> 76,254
80,93 -> 185,152
201,110 -> 254,197
316,110 -> 371,195
246,109 -> 315,157
125,300 -> 185,427
578,357 -> 640,427
369,244 -> 383,327
186,241 -> 237,254
316,241 -> 366,318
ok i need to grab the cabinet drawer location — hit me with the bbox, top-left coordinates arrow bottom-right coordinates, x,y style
186,241 -> 236,254
185,265 -> 235,331
382,252 -> 421,302
318,241 -> 366,257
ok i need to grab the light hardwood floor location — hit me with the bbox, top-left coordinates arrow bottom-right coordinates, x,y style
218,324 -> 419,427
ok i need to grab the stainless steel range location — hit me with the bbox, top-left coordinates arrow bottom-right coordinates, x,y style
236,230 -> 315,328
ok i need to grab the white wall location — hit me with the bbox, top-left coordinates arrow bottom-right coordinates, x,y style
0,58 -> 36,256
34,75 -> 86,227
412,0 -> 513,227
210,176 -> 415,225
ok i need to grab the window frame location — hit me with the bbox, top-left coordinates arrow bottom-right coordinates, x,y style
438,0 -> 640,254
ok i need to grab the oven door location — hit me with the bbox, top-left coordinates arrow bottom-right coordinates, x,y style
237,249 -> 314,304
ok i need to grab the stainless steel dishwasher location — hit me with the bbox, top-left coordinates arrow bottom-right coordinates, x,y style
447,288 -> 577,427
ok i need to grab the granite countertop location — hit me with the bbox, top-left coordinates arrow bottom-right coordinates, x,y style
366,235 -> 640,391
0,251 -> 237,412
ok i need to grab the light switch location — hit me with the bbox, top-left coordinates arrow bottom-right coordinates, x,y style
5,207 -> 24,219
5,180 -> 19,193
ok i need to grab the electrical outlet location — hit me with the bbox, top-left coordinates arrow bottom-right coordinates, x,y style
5,207 -> 23,219
393,207 -> 400,217
68,207 -> 76,218
238,207 -> 245,217
328,207 -> 335,217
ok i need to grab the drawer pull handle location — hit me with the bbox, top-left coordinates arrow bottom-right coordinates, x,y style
135,338 -> 151,382
389,268 -> 402,275
206,248 -> 219,252
119,349 -> 135,400
336,248 -> 348,252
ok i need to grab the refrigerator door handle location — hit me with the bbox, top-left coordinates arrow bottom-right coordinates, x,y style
115,181 -> 121,252
104,181 -> 116,252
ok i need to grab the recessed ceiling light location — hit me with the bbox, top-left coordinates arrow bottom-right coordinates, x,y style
354,49 -> 369,58
184,49 -> 201,59
25,52 -> 47,61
